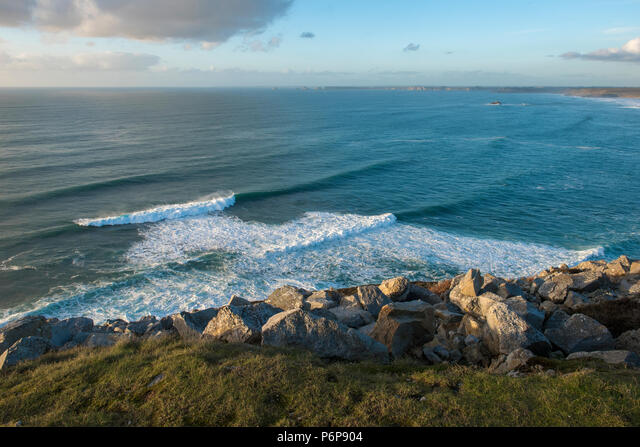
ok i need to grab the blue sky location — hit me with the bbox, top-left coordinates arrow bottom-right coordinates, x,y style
0,0 -> 639,86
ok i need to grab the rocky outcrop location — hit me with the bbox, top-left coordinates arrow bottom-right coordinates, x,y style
544,313 -> 614,354
2,255 -> 640,373
370,301 -> 435,357
265,286 -> 311,311
0,336 -> 52,370
261,309 -> 389,362
202,302 -> 280,344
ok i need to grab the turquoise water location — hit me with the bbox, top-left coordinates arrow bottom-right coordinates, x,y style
1,88 -> 639,324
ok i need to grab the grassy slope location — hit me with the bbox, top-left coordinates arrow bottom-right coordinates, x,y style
1,336 -> 639,427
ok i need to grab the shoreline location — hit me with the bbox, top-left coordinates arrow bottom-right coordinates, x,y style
2,255 -> 640,373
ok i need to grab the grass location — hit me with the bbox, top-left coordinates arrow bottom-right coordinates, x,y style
1,336 -> 640,427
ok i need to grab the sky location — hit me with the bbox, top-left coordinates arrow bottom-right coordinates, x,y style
0,0 -> 639,87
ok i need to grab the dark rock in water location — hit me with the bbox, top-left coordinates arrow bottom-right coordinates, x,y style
567,350 -> 640,367
202,302 -> 280,344
354,285 -> 392,318
49,317 -> 94,347
0,316 -> 51,353
544,313 -> 614,354
265,286 -> 311,311
0,336 -> 52,370
261,309 -> 389,362
370,300 -> 435,358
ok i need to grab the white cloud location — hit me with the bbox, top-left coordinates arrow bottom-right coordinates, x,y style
0,50 -> 160,71
0,0 -> 293,42
562,37 -> 640,62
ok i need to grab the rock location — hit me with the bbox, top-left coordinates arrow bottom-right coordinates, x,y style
265,286 -> 311,311
570,271 -> 605,293
576,298 -> 640,337
564,291 -> 589,310
339,294 -> 360,308
567,350 -> 640,367
618,278 -> 640,296
0,336 -> 52,370
307,289 -> 341,302
203,302 -> 281,344
483,301 -> 551,356
167,308 -> 219,339
433,344 -> 450,360
460,314 -> 484,338
434,308 -> 463,332
406,284 -> 442,305
306,296 -> 338,311
449,288 -> 502,319
493,348 -> 535,374
504,296 -> 545,330
422,347 -> 443,364
544,313 -> 614,354
357,322 -> 376,337
0,316 -> 51,353
462,342 -> 490,366
49,317 -> 94,347
615,329 -> 640,355
606,255 -> 632,277
227,295 -> 251,307
575,260 -> 607,273
544,310 -> 570,331
630,261 -> 640,275
379,277 -> 410,301
84,332 -> 132,348
464,335 -> 479,345
354,285 -> 392,317
539,300 -> 559,315
459,269 -> 483,297
537,274 -> 572,303
328,307 -> 373,328
370,301 -> 435,357
124,316 -> 156,337
261,309 -> 389,362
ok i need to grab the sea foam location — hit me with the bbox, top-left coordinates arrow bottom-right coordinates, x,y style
74,193 -> 236,227
2,211 -> 604,325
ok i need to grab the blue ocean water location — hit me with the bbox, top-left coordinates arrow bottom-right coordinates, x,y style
1,88 -> 639,324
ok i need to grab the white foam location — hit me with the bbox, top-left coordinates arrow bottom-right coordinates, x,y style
2,211 -> 604,325
74,193 -> 236,227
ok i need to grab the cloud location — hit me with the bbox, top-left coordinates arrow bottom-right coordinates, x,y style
300,32 -> 315,39
603,27 -> 640,35
403,43 -> 420,52
0,50 -> 160,71
238,34 -> 282,52
0,0 -> 293,42
561,37 -> 640,62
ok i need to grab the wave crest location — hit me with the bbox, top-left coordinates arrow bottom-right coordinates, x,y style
74,193 -> 236,227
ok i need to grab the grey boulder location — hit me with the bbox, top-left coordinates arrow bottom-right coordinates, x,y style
202,302 -> 280,344
0,336 -> 52,370
261,309 -> 389,362
544,313 -> 614,354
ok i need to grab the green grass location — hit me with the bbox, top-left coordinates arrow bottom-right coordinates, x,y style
1,336 -> 639,427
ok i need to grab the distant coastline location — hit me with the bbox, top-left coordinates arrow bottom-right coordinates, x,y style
301,85 -> 640,99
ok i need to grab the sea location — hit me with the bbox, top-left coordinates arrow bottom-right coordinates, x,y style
1,88 -> 639,325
